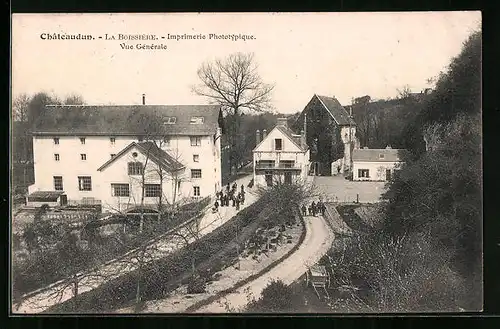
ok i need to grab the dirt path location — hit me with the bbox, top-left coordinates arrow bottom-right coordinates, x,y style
195,214 -> 335,313
13,175 -> 257,314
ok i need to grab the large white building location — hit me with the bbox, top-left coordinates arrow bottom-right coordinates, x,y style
252,118 -> 310,187
27,103 -> 224,213
352,146 -> 407,181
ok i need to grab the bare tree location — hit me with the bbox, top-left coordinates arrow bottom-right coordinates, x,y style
12,93 -> 31,122
192,52 -> 275,175
63,94 -> 85,105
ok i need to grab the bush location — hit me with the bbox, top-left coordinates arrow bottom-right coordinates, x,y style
187,276 -> 207,294
246,280 -> 305,313
328,231 -> 466,312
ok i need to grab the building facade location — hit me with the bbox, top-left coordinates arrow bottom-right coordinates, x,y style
352,146 -> 407,181
292,94 -> 357,176
252,118 -> 310,187
28,104 -> 224,213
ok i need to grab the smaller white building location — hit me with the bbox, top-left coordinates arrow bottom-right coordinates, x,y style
252,118 -> 310,187
352,146 -> 407,181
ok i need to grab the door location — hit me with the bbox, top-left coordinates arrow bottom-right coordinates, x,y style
386,169 -> 392,181
284,172 -> 292,184
60,194 -> 68,206
265,172 -> 273,187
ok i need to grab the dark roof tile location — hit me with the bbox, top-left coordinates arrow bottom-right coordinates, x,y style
33,105 -> 222,136
316,95 -> 356,126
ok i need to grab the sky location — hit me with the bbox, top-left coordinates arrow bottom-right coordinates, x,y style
12,12 -> 481,114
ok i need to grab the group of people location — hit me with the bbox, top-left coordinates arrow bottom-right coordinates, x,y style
301,200 -> 326,217
212,182 -> 246,212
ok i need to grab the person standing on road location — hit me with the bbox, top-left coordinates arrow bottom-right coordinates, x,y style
240,191 -> 245,205
235,196 -> 240,211
301,204 -> 307,216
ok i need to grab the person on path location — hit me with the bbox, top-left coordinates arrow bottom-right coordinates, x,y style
311,201 -> 316,216
213,200 -> 219,213
240,191 -> 245,205
308,204 -> 312,216
301,204 -> 307,216
321,203 -> 326,216
232,194 -> 236,207
241,184 -> 245,193
235,197 -> 240,211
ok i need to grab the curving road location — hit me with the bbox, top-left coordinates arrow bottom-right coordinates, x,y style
13,175 -> 256,314
195,213 -> 335,313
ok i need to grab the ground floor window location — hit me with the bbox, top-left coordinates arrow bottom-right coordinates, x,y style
358,169 -> 370,178
145,184 -> 161,197
193,186 -> 200,196
53,176 -> 63,191
386,169 -> 392,181
111,183 -> 130,197
284,172 -> 293,184
78,176 -> 92,191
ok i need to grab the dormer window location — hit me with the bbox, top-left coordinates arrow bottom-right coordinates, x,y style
80,137 -> 86,145
53,137 -> 60,145
190,116 -> 204,124
379,154 -> 385,159
163,117 -> 177,124
110,137 -> 116,145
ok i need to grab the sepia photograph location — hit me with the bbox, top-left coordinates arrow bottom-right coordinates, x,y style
10,12 -> 482,314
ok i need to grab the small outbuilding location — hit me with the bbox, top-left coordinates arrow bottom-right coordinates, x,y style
26,191 -> 67,208
352,146 -> 407,181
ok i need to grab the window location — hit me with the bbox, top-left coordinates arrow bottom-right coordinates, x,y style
379,154 -> 385,159
163,136 -> 171,146
111,183 -> 130,197
163,117 -> 177,124
78,176 -> 92,191
193,186 -> 200,196
191,169 -> 202,179
80,137 -> 86,145
190,116 -> 204,124
193,154 -> 199,162
358,169 -> 370,178
275,138 -> 283,151
190,136 -> 202,146
54,154 -> 60,161
81,154 -> 87,161
128,162 -> 144,175
138,136 -> 144,142
280,160 -> 295,168
53,137 -> 59,145
53,176 -> 63,191
110,137 -> 116,145
145,184 -> 161,197
110,154 -> 116,159
257,160 -> 275,168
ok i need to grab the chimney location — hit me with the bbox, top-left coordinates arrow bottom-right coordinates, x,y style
262,129 -> 267,139
277,117 -> 288,129
142,94 -> 146,105
256,129 -> 261,145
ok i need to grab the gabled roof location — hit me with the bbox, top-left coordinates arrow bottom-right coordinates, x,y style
253,124 -> 308,152
352,148 -> 408,162
32,105 -> 223,136
97,141 -> 185,172
315,95 -> 356,126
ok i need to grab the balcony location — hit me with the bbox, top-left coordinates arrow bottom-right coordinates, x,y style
255,162 -> 303,171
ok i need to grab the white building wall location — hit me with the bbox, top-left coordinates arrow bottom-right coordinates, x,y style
30,133 -> 221,211
252,127 -> 310,188
352,161 -> 402,181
